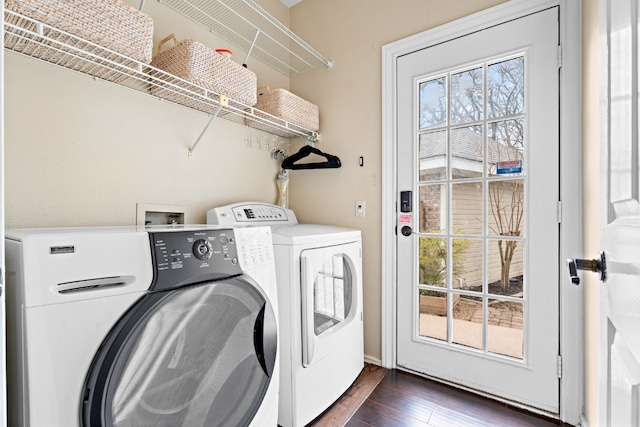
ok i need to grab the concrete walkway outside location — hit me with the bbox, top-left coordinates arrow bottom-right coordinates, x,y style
419,300 -> 524,359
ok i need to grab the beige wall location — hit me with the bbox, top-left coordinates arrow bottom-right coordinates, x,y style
583,0 -> 600,424
5,0 -> 289,228
288,0 -> 507,361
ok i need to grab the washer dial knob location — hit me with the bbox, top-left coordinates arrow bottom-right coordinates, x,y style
193,239 -> 213,261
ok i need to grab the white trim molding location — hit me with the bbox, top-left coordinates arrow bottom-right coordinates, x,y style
381,0 -> 583,424
580,414 -> 590,427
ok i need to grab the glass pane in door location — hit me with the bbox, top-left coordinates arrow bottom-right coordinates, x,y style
418,289 -> 448,341
451,67 -> 483,124
419,236 -> 447,288
452,292 -> 483,351
487,238 -> 524,298
419,184 -> 447,233
419,130 -> 447,180
487,299 -> 524,359
487,180 -> 525,237
452,238 -> 483,291
419,76 -> 447,129
452,126 -> 484,179
452,182 -> 482,235
488,119 -> 525,176
488,57 -> 524,118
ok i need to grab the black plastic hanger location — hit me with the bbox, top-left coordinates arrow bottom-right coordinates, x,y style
281,145 -> 342,170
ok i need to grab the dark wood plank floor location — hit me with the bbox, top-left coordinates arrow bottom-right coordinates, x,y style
311,365 -> 571,427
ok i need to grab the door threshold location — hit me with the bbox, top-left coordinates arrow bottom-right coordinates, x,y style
396,366 -> 560,420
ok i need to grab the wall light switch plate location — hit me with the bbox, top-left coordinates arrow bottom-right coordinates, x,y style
355,201 -> 366,217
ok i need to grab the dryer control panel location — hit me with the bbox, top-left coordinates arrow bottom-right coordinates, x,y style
149,229 -> 242,291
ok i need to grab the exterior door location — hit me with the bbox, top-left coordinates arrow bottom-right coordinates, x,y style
82,277 -> 277,427
396,8 -> 561,412
598,0 -> 640,425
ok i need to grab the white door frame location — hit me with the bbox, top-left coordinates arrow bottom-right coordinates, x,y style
381,0 -> 583,423
0,0 -> 7,425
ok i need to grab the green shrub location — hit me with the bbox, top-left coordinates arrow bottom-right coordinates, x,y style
419,233 -> 470,294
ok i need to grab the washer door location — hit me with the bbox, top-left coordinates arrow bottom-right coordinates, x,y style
81,276 -> 277,427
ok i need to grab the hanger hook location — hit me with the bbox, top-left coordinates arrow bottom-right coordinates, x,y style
306,132 -> 319,145
274,149 -> 286,161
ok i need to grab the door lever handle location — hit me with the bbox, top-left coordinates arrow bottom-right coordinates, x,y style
566,251 -> 607,285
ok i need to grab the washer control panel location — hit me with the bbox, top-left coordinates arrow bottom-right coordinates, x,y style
149,229 -> 242,291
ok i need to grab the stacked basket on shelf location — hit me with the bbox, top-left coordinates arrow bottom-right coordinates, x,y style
149,33 -> 257,115
257,86 -> 319,132
4,0 -> 154,82
247,86 -> 320,136
4,0 -> 320,136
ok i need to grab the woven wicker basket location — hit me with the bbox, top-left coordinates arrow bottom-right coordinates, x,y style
150,34 -> 258,107
5,0 -> 154,64
254,86 -> 319,131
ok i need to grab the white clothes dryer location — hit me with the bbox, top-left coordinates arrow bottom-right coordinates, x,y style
207,203 -> 364,427
5,225 -> 279,427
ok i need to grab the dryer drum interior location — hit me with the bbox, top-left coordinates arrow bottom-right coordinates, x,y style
81,277 -> 277,427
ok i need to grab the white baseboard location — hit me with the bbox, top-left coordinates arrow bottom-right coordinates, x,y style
364,355 -> 382,366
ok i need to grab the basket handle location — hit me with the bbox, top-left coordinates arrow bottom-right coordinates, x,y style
257,85 -> 270,96
157,33 -> 179,55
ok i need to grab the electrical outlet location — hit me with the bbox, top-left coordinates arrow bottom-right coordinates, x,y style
355,201 -> 366,217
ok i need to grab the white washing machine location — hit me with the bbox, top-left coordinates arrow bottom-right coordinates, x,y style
5,225 -> 279,427
207,203 -> 364,427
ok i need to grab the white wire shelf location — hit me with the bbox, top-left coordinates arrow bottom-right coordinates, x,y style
154,0 -> 332,76
4,9 -> 319,146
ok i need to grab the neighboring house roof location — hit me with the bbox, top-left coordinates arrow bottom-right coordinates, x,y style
419,127 -> 523,165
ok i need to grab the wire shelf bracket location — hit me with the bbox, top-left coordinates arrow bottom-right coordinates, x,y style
188,102 -> 223,157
